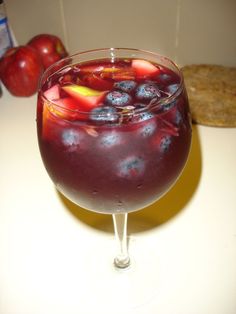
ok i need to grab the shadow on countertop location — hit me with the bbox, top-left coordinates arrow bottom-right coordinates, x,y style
58,124 -> 202,234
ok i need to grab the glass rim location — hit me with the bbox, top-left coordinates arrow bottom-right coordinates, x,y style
39,47 -> 184,118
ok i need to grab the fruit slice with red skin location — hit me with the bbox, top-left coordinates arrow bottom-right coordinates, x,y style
59,74 -> 73,85
80,64 -> 120,74
80,63 -> 135,81
44,84 -> 60,100
42,103 -> 57,139
52,97 -> 84,120
79,64 -> 104,73
62,85 -> 106,111
83,73 -> 114,91
42,97 -> 83,139
131,59 -> 160,77
101,67 -> 135,81
111,69 -> 135,81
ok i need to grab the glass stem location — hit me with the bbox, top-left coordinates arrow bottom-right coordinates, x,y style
112,213 -> 130,269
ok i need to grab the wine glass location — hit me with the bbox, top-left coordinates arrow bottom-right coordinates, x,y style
37,48 -> 192,270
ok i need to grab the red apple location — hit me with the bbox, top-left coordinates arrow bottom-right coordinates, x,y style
0,46 -> 44,97
27,34 -> 68,69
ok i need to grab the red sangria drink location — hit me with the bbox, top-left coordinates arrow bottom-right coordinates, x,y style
37,48 -> 192,268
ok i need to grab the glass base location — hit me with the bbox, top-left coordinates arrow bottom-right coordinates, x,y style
86,234 -> 163,310
114,255 -> 131,269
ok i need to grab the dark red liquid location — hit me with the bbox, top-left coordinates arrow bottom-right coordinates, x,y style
37,57 -> 191,213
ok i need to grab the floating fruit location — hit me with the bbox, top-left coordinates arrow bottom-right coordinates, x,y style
105,91 -> 132,107
132,59 -> 160,77
43,84 -> 60,100
114,80 -> 137,92
101,67 -> 135,81
84,73 -> 114,91
117,156 -> 145,179
43,96 -> 82,124
135,83 -> 161,100
90,106 -> 119,122
62,85 -> 106,111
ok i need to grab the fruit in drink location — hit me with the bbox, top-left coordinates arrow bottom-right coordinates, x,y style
37,56 -> 191,213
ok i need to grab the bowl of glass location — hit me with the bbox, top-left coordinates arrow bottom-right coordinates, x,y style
37,48 -> 192,269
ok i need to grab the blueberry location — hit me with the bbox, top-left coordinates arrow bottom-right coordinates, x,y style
175,110 -> 182,125
138,121 -> 156,138
114,80 -> 137,92
136,83 -> 161,100
98,132 -> 121,148
90,106 -> 118,122
62,129 -> 81,146
138,112 -> 154,122
117,156 -> 145,178
160,135 -> 172,153
159,73 -> 172,82
105,91 -> 132,107
163,99 -> 177,111
167,84 -> 180,94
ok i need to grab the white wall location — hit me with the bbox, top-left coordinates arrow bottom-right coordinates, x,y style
5,0 -> 236,66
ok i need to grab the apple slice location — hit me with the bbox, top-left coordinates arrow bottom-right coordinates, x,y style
43,84 -> 60,100
80,64 -> 119,74
132,59 -> 160,77
42,103 -> 57,139
80,64 -> 104,73
84,73 -> 114,91
62,85 -> 106,111
99,66 -> 135,80
42,97 -> 85,140
111,69 -> 135,81
52,97 -> 83,120
43,97 -> 80,123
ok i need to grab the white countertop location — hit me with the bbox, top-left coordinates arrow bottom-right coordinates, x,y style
1,86 -> 236,314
